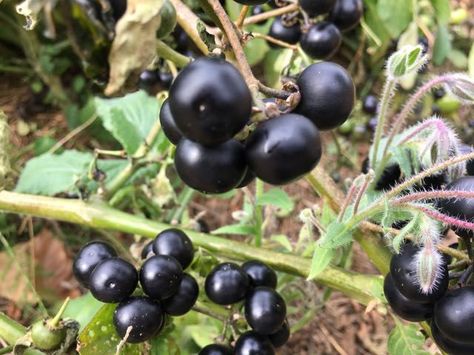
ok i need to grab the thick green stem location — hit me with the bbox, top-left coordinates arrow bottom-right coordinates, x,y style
0,312 -> 26,345
0,191 -> 383,305
156,40 -> 191,67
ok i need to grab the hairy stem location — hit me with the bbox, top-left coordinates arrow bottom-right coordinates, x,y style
0,191 -> 383,305
393,190 -> 474,205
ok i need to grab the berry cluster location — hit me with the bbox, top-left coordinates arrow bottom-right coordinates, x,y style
200,260 -> 289,354
73,228 -> 198,343
266,0 -> 363,60
161,57 -> 355,193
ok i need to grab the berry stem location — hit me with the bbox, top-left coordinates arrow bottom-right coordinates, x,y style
156,40 -> 192,67
250,32 -> 298,50
370,78 -> 396,170
243,3 -> 299,26
49,297 -> 70,328
236,5 -> 250,29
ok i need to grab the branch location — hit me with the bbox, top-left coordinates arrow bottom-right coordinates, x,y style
0,191 -> 383,306
243,3 -> 299,26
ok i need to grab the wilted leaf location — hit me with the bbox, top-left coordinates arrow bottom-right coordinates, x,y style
105,0 -> 164,95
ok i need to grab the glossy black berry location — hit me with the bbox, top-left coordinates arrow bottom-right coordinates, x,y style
242,260 -> 278,289
362,95 -> 378,115
434,287 -> 474,345
89,257 -> 138,303
162,273 -> 199,316
431,320 -> 474,355
438,177 -> 474,239
234,331 -> 275,355
300,22 -> 341,60
237,169 -> 256,188
152,228 -> 194,269
73,241 -> 117,288
199,344 -> 233,355
362,159 -> 402,191
268,319 -> 290,347
383,273 -> 433,322
268,17 -> 301,48
169,57 -> 252,146
159,99 -> 182,145
113,296 -> 164,343
245,114 -> 322,185
295,62 -> 355,130
390,243 -> 448,303
205,262 -> 250,305
245,286 -> 287,334
140,255 -> 183,300
141,241 -> 154,259
299,0 -> 335,16
329,0 -> 363,32
175,139 -> 248,194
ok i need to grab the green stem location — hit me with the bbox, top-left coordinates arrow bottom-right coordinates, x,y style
371,79 -> 396,169
168,186 -> 195,223
254,179 -> 264,247
0,312 -> 26,345
0,191 -> 383,305
156,40 -> 191,67
49,297 -> 70,328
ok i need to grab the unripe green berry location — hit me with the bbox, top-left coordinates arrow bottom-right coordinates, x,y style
31,320 -> 66,351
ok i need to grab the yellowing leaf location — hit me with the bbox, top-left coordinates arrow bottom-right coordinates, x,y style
105,0 -> 164,95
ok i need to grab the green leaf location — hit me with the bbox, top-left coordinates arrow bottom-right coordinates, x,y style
150,336 -> 180,355
95,91 -> 160,155
447,49 -> 468,69
320,202 -> 337,228
433,25 -> 451,66
187,324 -> 220,348
376,0 -> 412,38
363,0 -> 390,45
307,244 -> 335,280
397,23 -> 419,90
263,48 -> 294,88
62,293 -> 103,331
430,0 -> 450,24
319,222 -> 353,248
256,188 -> 294,216
212,224 -> 255,235
78,304 -> 141,355
15,150 -> 92,196
270,234 -> 293,252
387,321 -> 428,355
387,45 -> 426,79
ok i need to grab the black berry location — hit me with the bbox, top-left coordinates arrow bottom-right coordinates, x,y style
329,0 -> 363,32
162,273 -> 199,316
140,255 -> 183,300
268,17 -> 301,48
459,144 -> 474,176
73,241 -> 117,288
141,241 -> 154,260
268,319 -> 290,347
234,0 -> 268,4
160,99 -> 182,145
152,228 -> 194,269
234,331 -> 275,355
205,262 -> 250,305
295,62 -> 355,130
113,296 -> 164,343
199,344 -> 233,355
431,320 -> 474,355
244,286 -> 287,334
362,95 -> 378,115
245,113 -> 322,185
169,57 -> 252,146
390,243 -> 448,303
300,22 -> 341,60
383,273 -> 433,322
242,260 -> 278,289
175,139 -> 248,194
299,0 -> 335,16
89,257 -> 138,303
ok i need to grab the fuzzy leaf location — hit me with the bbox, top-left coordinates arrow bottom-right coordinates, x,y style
445,74 -> 474,103
256,188 -> 294,216
95,91 -> 160,155
105,0 -> 164,95
307,244 -> 335,280
387,321 -> 428,355
397,23 -> 419,90
387,45 -> 427,79
392,214 -> 421,253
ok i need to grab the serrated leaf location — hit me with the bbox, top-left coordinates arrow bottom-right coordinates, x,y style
433,25 -> 451,66
211,224 -> 255,235
95,91 -> 160,155
387,321 -> 428,355
15,150 -> 92,196
307,244 -> 335,280
256,188 -> 294,216
78,304 -> 141,355
105,0 -> 164,95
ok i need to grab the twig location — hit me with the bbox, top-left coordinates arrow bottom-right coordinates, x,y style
243,3 -> 299,26
251,32 -> 297,50
236,5 -> 249,28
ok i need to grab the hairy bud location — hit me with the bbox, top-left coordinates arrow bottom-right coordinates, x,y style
415,242 -> 444,294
